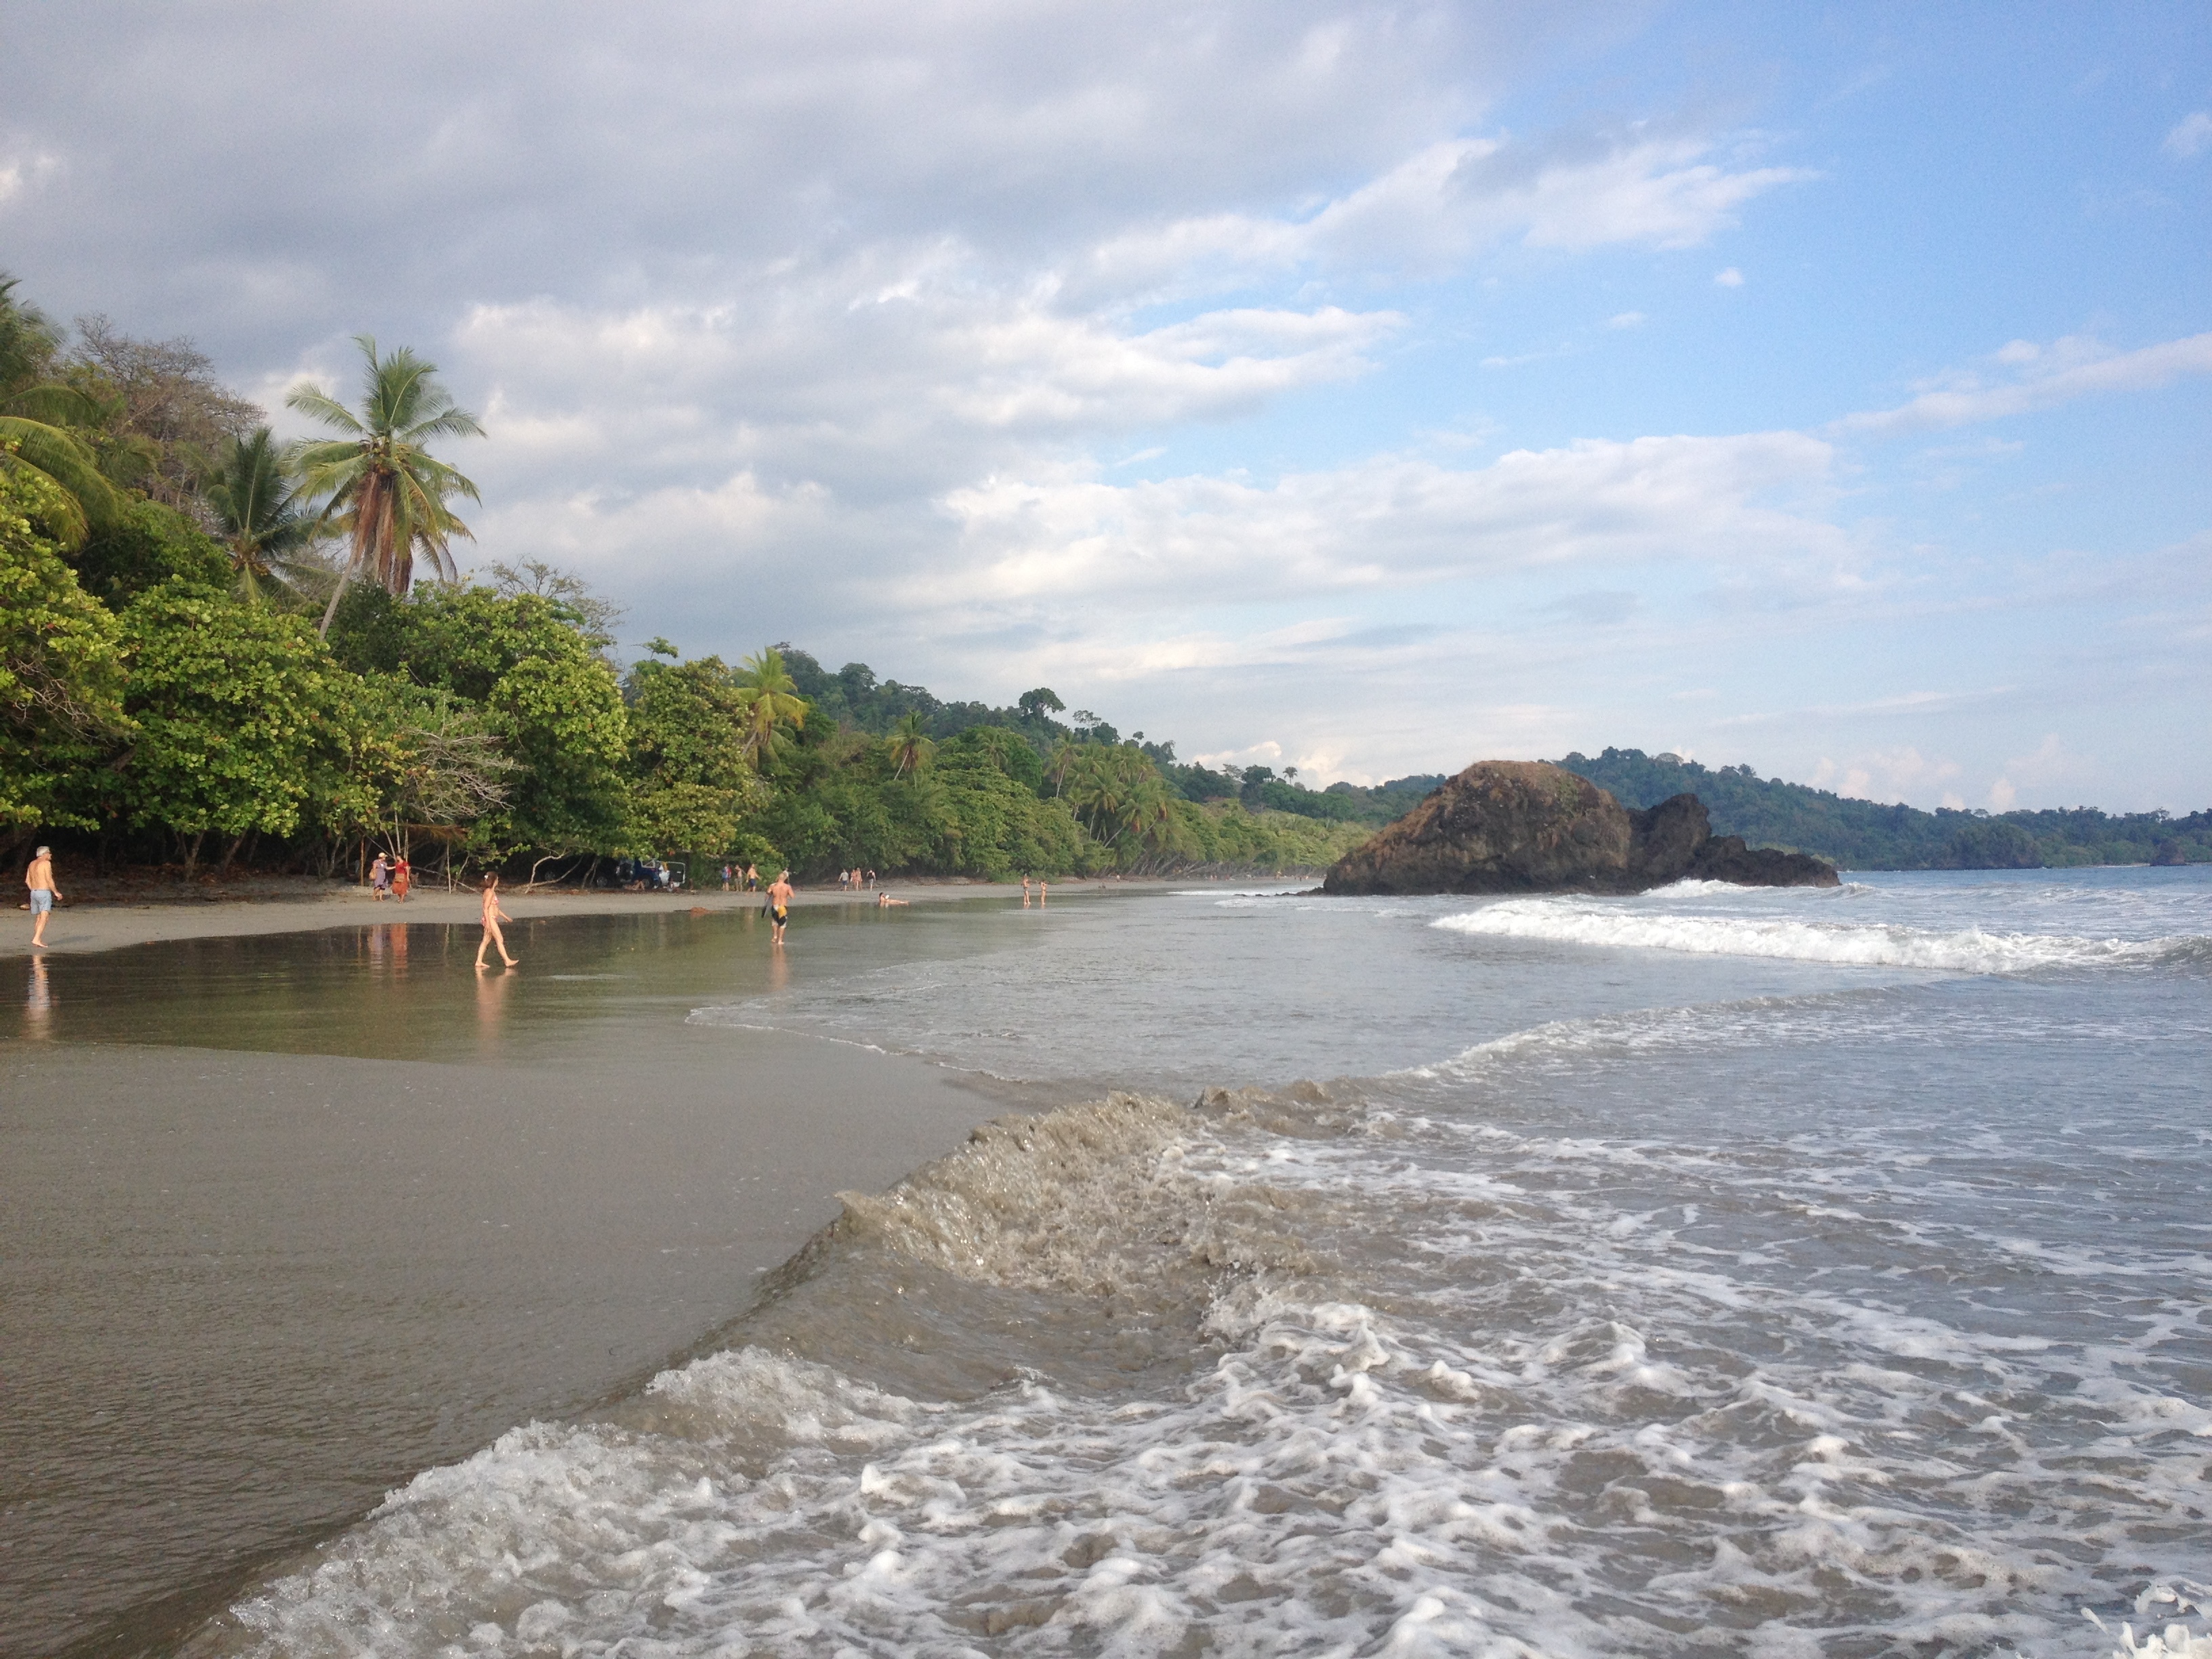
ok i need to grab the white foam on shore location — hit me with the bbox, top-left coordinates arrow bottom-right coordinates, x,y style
1434,899 -> 2203,973
194,1082 -> 2212,1659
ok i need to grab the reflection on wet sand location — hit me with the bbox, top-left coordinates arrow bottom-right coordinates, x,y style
363,922 -> 411,976
474,960 -> 514,1051
24,953 -> 52,1038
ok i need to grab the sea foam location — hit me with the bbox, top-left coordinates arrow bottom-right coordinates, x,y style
1433,898 -> 2201,972
192,1078 -> 2212,1659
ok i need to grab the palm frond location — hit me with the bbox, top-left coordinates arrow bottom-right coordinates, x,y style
285,384 -> 365,434
403,407 -> 488,444
0,380 -> 103,426
0,415 -> 127,544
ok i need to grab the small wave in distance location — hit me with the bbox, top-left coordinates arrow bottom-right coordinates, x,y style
1435,897 -> 2205,973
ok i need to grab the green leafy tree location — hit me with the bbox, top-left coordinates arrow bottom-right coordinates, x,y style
0,464 -> 129,833
623,653 -> 765,856
116,581 -> 354,870
333,675 -> 517,866
733,647 -> 808,770
486,556 -> 623,649
0,274 -> 125,548
341,584 -> 630,857
204,428 -> 321,605
70,497 -> 234,609
287,337 -> 484,632
934,729 -> 1086,878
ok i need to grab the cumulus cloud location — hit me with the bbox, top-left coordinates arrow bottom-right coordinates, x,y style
446,281 -> 1401,502
7,3 -> 2198,798
0,0 -> 1624,356
937,431 -> 1845,612
1713,266 -> 1744,287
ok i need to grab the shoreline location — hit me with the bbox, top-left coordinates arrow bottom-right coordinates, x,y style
1,896 -> 1059,1658
1,873 -> 1296,958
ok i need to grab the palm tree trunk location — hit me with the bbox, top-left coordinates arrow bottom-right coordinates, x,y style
319,559 -> 352,637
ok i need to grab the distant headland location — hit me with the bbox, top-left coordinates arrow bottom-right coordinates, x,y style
1555,748 -> 2209,872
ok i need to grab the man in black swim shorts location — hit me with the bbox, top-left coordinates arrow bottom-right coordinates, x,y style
766,869 -> 794,945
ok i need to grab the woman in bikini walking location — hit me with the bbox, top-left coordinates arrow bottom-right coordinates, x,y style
475,874 -> 519,969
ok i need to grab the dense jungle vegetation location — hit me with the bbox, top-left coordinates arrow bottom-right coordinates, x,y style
1559,747 -> 2210,870
1,274 -> 1396,883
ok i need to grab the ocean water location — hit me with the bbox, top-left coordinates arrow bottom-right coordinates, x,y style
184,869 -> 2212,1658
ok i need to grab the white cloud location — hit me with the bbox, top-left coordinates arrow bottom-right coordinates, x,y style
1713,266 -> 1744,287
1076,129 -> 1809,300
1999,732 -> 2093,795
0,148 -> 61,209
6,2 -> 2200,806
1809,747 -> 1961,802
2163,110 -> 2212,159
937,431 -> 1845,611
1835,330 -> 2212,435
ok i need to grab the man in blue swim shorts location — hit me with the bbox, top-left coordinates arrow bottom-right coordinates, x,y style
25,844 -> 59,949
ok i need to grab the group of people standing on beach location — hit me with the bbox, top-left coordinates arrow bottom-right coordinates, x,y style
367,852 -> 413,902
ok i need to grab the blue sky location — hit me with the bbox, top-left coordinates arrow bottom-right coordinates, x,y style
3,1 -> 2207,808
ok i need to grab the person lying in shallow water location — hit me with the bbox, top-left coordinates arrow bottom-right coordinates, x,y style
875,891 -> 908,907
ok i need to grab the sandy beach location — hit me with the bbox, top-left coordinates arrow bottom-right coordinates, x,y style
1,874 -> 1196,958
0,889 -> 1074,1658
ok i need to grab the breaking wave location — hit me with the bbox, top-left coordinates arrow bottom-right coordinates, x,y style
1435,899 -> 2207,973
189,1076 -> 2212,1658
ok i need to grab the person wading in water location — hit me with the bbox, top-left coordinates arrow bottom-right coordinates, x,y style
24,845 -> 59,948
767,869 -> 794,946
475,874 -> 518,970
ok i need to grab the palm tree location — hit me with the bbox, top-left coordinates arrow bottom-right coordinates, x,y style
287,336 -> 484,634
886,712 -> 934,779
733,647 -> 807,769
204,428 -> 318,604
0,273 -> 124,548
1046,735 -> 1080,797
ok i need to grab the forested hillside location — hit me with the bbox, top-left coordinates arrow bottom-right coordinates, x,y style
778,649 -> 1442,827
1557,748 -> 2210,870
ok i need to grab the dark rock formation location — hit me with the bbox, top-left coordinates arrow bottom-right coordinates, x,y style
1322,759 -> 1839,895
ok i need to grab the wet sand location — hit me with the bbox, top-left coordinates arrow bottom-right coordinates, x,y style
0,877 -> 1179,960
0,905 -> 1035,1659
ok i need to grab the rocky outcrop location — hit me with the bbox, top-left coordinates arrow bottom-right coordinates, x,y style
1322,759 -> 1839,895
